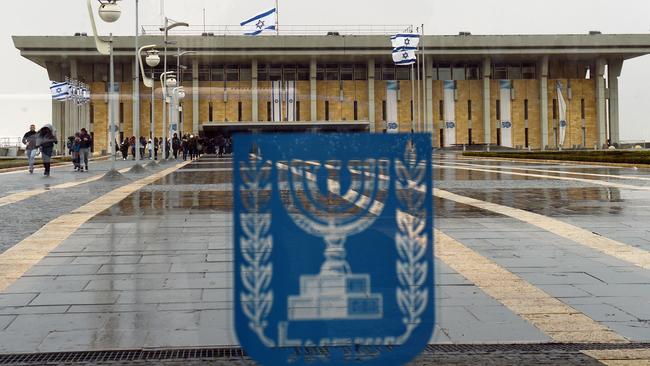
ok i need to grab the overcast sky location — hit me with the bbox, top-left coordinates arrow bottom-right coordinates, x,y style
2,0 -> 650,141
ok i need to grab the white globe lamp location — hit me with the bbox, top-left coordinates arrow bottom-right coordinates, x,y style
165,77 -> 177,88
98,1 -> 121,23
146,50 -> 160,68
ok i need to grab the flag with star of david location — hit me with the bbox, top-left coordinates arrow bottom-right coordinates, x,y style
392,47 -> 417,65
241,8 -> 277,36
50,81 -> 70,101
391,33 -> 420,50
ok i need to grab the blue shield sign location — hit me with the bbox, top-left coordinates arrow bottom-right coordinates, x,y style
233,133 -> 434,365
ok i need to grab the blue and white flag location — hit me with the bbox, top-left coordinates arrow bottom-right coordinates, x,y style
392,47 -> 417,65
241,8 -> 277,36
391,33 -> 420,50
557,81 -> 568,147
50,81 -> 70,101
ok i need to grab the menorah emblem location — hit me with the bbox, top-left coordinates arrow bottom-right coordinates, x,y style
278,159 -> 389,320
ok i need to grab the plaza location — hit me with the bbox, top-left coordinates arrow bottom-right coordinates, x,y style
0,152 -> 650,364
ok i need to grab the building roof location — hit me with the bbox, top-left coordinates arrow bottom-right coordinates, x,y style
13,33 -> 650,68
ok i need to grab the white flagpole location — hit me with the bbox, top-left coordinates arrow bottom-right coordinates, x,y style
276,0 -> 280,35
411,64 -> 416,133
415,28 -> 421,132
421,24 -> 427,133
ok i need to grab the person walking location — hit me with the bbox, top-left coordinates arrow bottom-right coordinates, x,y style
22,124 -> 38,174
120,139 -> 129,160
129,136 -> 136,160
147,139 -> 153,159
139,136 -> 146,160
153,137 -> 159,160
78,128 -> 92,172
71,133 -> 82,171
35,124 -> 57,177
172,133 -> 180,160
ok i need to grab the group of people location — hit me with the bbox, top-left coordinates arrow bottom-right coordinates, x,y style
116,133 -> 233,161
65,129 -> 93,172
22,124 -> 75,176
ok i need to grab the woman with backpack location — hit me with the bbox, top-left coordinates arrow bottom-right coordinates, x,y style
35,124 -> 58,177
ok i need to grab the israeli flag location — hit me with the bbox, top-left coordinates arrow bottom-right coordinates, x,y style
50,81 -> 70,101
392,47 -> 417,65
241,8 -> 277,36
391,33 -> 420,50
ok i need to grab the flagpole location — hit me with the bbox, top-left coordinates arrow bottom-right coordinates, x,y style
411,64 -> 416,133
421,23 -> 427,133
276,0 -> 279,35
415,28 -> 421,133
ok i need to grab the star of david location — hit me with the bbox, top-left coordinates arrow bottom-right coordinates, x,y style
404,38 -> 411,46
56,88 -> 62,93
256,20 -> 265,30
289,99 -> 294,103
274,99 -> 279,103
403,52 -> 409,59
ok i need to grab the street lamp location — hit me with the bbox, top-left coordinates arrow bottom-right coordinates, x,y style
176,50 -> 196,136
160,18 -> 189,161
137,45 -> 159,164
170,86 -> 185,143
160,71 -> 176,161
87,0 -> 121,178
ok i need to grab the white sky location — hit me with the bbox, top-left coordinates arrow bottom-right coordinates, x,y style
1,0 -> 650,140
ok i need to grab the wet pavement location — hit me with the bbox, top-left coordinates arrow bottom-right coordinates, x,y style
1,152 -> 650,364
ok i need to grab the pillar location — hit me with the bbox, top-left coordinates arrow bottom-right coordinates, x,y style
368,59 -> 375,132
539,56 -> 549,150
426,59 -> 434,134
482,57 -> 492,145
192,59 -> 199,133
252,59 -> 259,122
595,58 -> 607,148
310,59 -> 317,122
608,59 -> 623,146
132,60 -> 140,141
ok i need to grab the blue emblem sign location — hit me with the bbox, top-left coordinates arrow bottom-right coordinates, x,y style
233,133 -> 434,365
501,121 -> 512,129
445,121 -> 456,129
559,120 -> 567,128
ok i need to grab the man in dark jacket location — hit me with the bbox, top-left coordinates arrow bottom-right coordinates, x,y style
36,124 -> 58,176
22,124 -> 37,174
78,128 -> 92,172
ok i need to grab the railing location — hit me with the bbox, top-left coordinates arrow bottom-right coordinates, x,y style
141,24 -> 411,36
0,138 -> 22,148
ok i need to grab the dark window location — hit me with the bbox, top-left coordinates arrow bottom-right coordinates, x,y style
467,100 -> 472,121
240,65 -> 252,81
396,66 -> 410,80
325,101 -> 330,121
119,102 -> 124,124
354,101 -> 358,121
211,66 -> 224,82
296,101 -> 301,120
267,101 -> 271,121
297,66 -> 310,81
238,101 -> 242,122
493,64 -> 508,79
316,66 -> 325,80
496,99 -> 501,120
283,65 -> 296,81
439,129 -> 444,147
90,104 -> 95,125
496,128 -> 501,145
437,63 -> 451,80
525,127 -> 529,147
508,64 -> 522,79
382,100 -> 387,121
382,65 -> 395,80
209,102 -> 213,121
468,128 -> 473,145
354,65 -> 367,80
522,64 -> 536,79
326,64 -> 339,81
552,99 -> 558,120
258,64 -> 268,81
269,66 -> 282,81
439,100 -> 444,120
466,65 -> 480,80
452,64 -> 465,80
410,100 -> 414,121
581,98 -> 586,119
375,65 -> 382,80
340,65 -> 353,80
524,99 -> 529,120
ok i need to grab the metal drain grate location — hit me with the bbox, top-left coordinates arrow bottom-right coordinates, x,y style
1,343 -> 649,365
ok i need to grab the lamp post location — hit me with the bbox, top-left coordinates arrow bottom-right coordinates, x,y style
160,71 -> 177,161
170,86 -> 186,145
176,50 -> 196,136
137,45 -> 160,164
160,18 -> 189,161
87,0 -> 121,178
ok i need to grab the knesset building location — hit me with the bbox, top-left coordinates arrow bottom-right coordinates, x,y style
13,32 -> 650,153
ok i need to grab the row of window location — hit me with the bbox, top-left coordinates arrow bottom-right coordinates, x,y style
437,127 -> 589,148
431,98 -> 587,121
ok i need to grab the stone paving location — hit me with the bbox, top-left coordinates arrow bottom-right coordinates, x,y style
1,152 -> 650,364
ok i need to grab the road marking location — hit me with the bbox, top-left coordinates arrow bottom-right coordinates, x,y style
0,167 -> 131,208
441,160 -> 650,182
434,188 -> 650,270
0,161 -> 191,292
434,163 -> 650,191
436,230 -> 627,343
582,349 -> 650,365
288,160 -> 629,344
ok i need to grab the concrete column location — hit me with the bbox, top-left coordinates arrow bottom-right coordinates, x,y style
426,60 -> 434,134
608,59 -> 623,146
252,59 -> 258,122
595,58 -> 607,148
367,59 -> 375,132
482,57 -> 492,145
539,56 -> 549,150
132,60 -> 140,141
192,59 -> 199,133
310,59 -> 317,122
